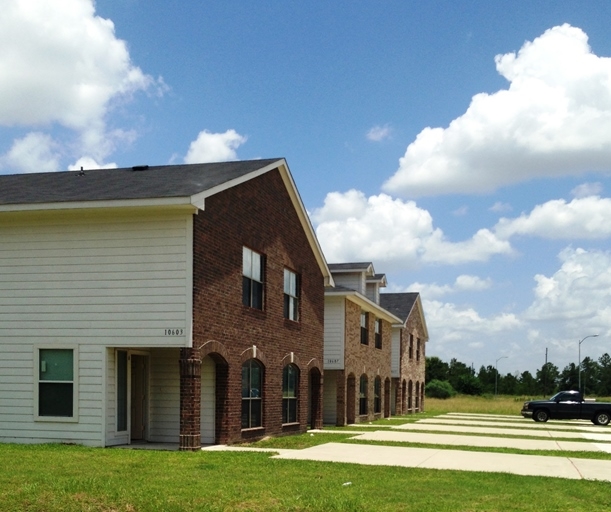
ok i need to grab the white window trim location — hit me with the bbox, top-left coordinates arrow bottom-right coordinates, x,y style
34,344 -> 79,423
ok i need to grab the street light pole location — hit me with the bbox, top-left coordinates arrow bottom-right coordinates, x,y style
495,356 -> 508,397
578,334 -> 599,393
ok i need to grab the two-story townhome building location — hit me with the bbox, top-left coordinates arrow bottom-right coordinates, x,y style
0,159 -> 333,450
322,262 -> 402,425
380,293 -> 428,414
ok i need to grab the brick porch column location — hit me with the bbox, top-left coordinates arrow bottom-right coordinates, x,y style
179,347 -> 202,451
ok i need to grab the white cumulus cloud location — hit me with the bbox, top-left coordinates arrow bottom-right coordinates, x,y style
494,196 -> 611,240
312,190 -> 512,268
366,124 -> 391,141
571,182 -> 602,198
526,248 -> 611,329
2,132 -> 60,173
184,129 -> 247,164
405,275 -> 492,299
0,0 -> 162,169
383,24 -> 611,197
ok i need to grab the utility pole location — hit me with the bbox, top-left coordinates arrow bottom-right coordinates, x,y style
543,348 -> 548,396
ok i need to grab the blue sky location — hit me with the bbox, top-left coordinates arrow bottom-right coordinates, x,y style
2,1 -> 611,376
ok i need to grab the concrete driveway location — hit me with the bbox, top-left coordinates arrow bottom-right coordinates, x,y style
204,413 -> 611,481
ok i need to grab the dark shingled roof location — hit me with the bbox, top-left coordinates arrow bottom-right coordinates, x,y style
379,292 -> 419,323
0,159 -> 281,206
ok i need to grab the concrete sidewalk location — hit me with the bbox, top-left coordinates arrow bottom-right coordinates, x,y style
416,417 -> 608,431
270,442 -> 611,481
201,413 -> 611,481
352,429 -> 611,452
392,421 -> 611,441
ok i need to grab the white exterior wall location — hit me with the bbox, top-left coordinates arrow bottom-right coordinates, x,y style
148,348 -> 181,443
323,296 -> 345,370
391,328 -> 401,378
322,370 -> 338,425
105,348 -> 127,446
0,207 -> 193,446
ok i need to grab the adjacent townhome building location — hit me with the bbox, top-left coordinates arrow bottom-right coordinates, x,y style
322,262 -> 403,425
0,159 -> 333,450
379,293 -> 428,414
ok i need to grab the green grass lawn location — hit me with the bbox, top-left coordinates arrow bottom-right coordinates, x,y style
1,443 -> 611,512
425,394 -> 529,415
3,396 -> 611,511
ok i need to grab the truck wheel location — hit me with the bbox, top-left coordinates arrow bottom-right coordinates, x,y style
533,409 -> 549,423
593,412 -> 610,426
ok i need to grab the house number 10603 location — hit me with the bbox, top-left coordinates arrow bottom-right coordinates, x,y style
165,329 -> 184,336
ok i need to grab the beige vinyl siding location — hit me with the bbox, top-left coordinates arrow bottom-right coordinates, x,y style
331,273 -> 365,295
365,283 -> 380,304
0,208 -> 192,345
0,207 -> 193,446
0,344 -> 104,446
105,348 -> 128,446
148,348 -> 180,443
323,296 -> 345,369
322,370 -> 338,425
391,328 -> 401,378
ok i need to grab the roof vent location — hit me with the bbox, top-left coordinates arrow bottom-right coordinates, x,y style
132,165 -> 149,171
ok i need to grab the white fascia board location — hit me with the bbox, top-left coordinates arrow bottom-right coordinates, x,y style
276,161 -> 334,288
325,289 -> 402,324
330,263 -> 374,276
414,295 -> 430,341
367,275 -> 387,286
0,196 -> 197,213
188,159 -> 283,208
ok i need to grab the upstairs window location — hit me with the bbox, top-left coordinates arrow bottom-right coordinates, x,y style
374,319 -> 382,349
409,334 -> 414,359
242,247 -> 264,310
360,312 -> 368,345
416,338 -> 421,362
283,269 -> 300,321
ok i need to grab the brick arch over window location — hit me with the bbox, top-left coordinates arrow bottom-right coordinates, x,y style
306,357 -> 322,374
281,352 -> 302,369
239,345 -> 268,367
199,340 -> 229,364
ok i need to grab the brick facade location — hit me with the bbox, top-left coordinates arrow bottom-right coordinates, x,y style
341,300 -> 393,423
398,304 -> 427,413
189,168 -> 325,445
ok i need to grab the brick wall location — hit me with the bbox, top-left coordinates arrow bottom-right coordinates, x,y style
191,168 -> 325,443
343,300 -> 393,422
399,303 -> 427,412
